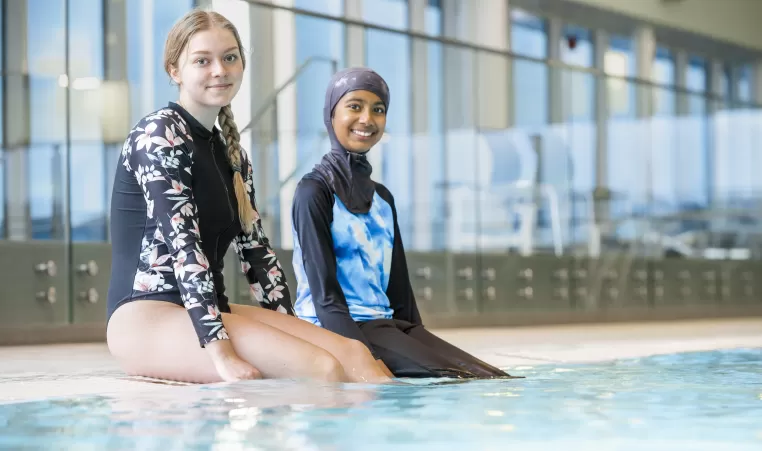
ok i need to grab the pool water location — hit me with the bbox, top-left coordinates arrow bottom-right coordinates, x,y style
1,349 -> 760,450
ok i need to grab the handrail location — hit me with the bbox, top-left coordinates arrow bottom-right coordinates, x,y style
240,56 -> 339,134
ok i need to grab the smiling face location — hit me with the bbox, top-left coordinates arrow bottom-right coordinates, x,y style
331,90 -> 387,153
169,27 -> 244,111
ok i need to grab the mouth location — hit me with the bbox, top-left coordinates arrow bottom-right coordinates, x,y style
351,129 -> 375,139
207,83 -> 233,90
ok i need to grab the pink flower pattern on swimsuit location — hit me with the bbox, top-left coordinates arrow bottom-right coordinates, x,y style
121,108 -> 294,347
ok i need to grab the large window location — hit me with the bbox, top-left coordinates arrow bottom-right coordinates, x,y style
605,34 -> 640,216
425,0 -> 445,249
294,4 -> 345,164
295,0 -> 343,16
560,26 -> 595,193
681,56 -> 709,207
652,47 -> 675,115
364,0 -> 413,239
69,0 -> 106,241
718,63 -> 755,200
511,9 -> 548,128
127,0 -> 194,125
650,46 -> 677,212
27,0 -> 67,240
362,0 -> 408,29
736,64 -> 752,103
560,24 -> 595,243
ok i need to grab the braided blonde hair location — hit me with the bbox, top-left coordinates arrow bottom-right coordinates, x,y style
164,9 -> 255,234
218,105 -> 255,234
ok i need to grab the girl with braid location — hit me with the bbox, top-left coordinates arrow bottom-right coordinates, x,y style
106,9 -> 392,384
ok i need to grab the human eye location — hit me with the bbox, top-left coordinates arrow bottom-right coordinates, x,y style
195,57 -> 208,65
374,106 -> 386,114
224,53 -> 238,63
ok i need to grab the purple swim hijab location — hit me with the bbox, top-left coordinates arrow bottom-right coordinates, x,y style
313,67 -> 390,214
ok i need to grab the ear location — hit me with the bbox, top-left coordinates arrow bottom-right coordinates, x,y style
169,65 -> 182,85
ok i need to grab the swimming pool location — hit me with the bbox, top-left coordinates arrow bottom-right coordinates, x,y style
1,348 -> 759,450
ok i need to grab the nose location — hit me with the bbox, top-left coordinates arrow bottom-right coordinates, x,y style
211,59 -> 227,77
359,108 -> 373,125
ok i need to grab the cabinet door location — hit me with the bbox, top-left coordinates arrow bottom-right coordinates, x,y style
406,251 -> 453,316
70,243 -> 111,324
0,241 -> 69,327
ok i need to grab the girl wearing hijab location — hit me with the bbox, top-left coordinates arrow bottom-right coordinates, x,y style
291,67 -> 516,379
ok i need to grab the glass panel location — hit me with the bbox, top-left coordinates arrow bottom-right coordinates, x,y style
28,0 -> 66,240
683,56 -> 710,209
295,15 -> 344,162
28,142 -> 66,240
126,0 -> 194,125
362,0 -> 408,29
441,46 -> 477,253
512,12 -> 548,128
560,25 -> 593,67
563,69 -> 596,246
294,0 -> 343,16
69,0 -> 107,242
424,1 -> 444,250
366,27 -> 413,242
736,64 -> 752,103
651,47 -> 677,215
676,92 -> 709,209
510,9 -> 546,59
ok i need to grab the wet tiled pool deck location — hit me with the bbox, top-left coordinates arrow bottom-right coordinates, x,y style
1,318 -> 760,404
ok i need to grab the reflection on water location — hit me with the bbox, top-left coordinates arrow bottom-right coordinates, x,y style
0,349 -> 760,450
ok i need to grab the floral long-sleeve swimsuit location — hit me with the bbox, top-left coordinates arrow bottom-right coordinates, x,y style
106,102 -> 295,347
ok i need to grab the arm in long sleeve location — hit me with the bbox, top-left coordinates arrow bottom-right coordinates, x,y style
233,151 -> 295,316
375,184 -> 422,325
127,115 -> 228,347
292,178 -> 377,356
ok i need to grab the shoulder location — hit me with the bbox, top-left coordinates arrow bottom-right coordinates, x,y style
295,174 -> 333,202
293,173 -> 335,215
132,107 -> 190,137
373,182 -> 395,206
126,108 -> 193,153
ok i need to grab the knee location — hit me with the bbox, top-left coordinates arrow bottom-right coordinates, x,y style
313,351 -> 345,383
343,338 -> 375,363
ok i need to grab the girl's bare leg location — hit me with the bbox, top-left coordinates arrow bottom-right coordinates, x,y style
107,301 -> 347,384
230,304 -> 391,384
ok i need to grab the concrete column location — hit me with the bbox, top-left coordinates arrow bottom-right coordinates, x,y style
471,0 -> 510,130
674,50 -> 689,116
753,61 -> 762,104
673,49 -> 689,201
753,61 -> 762,196
344,0 -> 364,68
634,26 -> 655,118
547,16 -> 564,125
3,0 -> 30,241
441,0 -> 473,130
442,0 -> 510,130
634,26 -> 655,205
